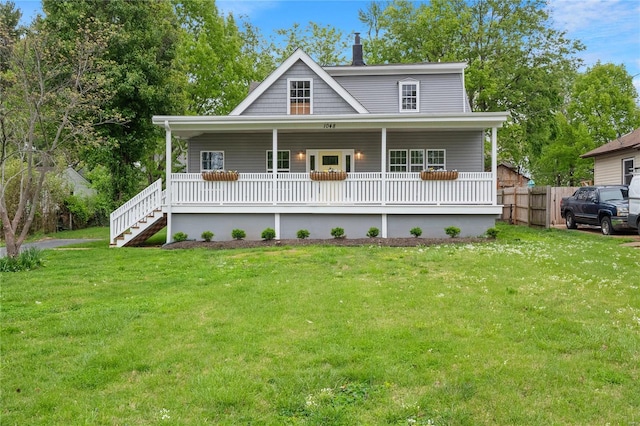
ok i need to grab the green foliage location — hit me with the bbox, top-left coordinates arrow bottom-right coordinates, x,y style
63,195 -> 92,228
485,227 -> 499,239
330,227 -> 345,239
0,247 -> 44,272
366,227 -> 380,238
445,226 -> 461,238
273,22 -> 349,66
409,227 -> 422,238
297,229 -> 310,239
173,232 -> 188,242
261,227 -> 276,241
201,231 -> 214,242
231,229 -> 246,240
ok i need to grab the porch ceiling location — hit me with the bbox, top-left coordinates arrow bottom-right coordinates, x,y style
153,112 -> 510,139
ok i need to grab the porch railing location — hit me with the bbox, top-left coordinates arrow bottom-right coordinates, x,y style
169,172 -> 493,206
110,179 -> 163,242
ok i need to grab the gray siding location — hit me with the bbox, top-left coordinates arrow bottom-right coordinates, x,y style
188,130 -> 483,173
242,60 -> 357,116
333,74 -> 467,114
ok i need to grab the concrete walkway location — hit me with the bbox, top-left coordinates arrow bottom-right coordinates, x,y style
0,239 -> 101,258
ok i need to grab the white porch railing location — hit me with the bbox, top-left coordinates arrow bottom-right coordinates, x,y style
110,179 -> 163,242
170,172 -> 493,206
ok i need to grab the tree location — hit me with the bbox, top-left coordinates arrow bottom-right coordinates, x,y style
567,62 -> 640,146
273,22 -> 349,66
0,1 -> 22,71
359,0 -> 584,172
0,17 -> 116,258
43,0 -> 187,205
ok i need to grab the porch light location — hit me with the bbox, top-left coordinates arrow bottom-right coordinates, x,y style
356,151 -> 363,160
298,151 -> 305,159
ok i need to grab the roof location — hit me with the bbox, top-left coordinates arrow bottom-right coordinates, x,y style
581,128 -> 640,158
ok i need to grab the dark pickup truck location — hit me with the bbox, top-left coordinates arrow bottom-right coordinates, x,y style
560,185 -> 629,235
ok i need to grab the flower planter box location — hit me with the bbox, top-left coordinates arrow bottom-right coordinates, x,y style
202,171 -> 239,181
420,170 -> 459,181
310,171 -> 348,181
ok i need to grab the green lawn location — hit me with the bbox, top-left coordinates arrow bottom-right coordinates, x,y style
1,224 -> 639,425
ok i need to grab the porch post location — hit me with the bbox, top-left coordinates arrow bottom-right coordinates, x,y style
164,120 -> 172,244
381,128 -> 387,207
491,126 -> 498,205
272,128 -> 278,207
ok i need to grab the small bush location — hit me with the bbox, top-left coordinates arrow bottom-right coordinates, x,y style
231,229 -> 246,240
410,227 -> 422,238
173,232 -> 188,242
0,247 -> 45,272
261,227 -> 276,241
445,226 -> 461,238
485,227 -> 499,239
201,231 -> 214,242
366,227 -> 379,238
297,229 -> 310,239
331,227 -> 345,239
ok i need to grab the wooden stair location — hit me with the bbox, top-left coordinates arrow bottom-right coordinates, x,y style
111,209 -> 167,247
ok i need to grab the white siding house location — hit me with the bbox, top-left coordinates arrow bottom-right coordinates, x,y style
110,39 -> 509,247
581,128 -> 640,185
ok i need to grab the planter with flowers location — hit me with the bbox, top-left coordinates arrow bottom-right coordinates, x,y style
202,170 -> 239,181
310,170 -> 348,181
420,169 -> 458,181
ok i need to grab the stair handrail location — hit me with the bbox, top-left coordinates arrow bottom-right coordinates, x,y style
110,179 -> 163,243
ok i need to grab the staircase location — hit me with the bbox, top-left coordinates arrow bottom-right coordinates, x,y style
110,179 -> 166,247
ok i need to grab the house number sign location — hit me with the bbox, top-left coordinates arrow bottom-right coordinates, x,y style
323,123 -> 336,129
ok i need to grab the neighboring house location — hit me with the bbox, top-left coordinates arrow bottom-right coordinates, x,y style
110,36 -> 509,246
496,162 -> 530,188
581,128 -> 640,185
64,167 -> 97,198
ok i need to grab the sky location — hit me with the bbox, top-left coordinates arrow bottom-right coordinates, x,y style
14,0 -> 640,92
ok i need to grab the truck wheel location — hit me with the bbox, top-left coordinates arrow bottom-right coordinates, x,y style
600,216 -> 614,235
565,212 -> 577,229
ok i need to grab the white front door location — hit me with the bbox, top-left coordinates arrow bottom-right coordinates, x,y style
307,149 -> 354,172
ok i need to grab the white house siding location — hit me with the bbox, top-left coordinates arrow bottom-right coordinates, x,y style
332,74 -> 467,114
593,151 -> 639,185
187,130 -> 483,173
242,60 -> 358,116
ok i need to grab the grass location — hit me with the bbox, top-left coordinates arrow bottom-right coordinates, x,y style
1,224 -> 639,425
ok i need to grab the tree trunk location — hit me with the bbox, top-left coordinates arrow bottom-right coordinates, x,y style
2,229 -> 20,258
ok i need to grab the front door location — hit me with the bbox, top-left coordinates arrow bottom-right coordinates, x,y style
307,149 -> 353,172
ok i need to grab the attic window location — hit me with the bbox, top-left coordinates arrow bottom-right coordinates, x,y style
288,79 -> 312,115
399,80 -> 419,112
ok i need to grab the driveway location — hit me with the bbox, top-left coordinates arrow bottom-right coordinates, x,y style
0,239 -> 101,258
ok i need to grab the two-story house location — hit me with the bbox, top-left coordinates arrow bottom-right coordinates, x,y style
110,36 -> 509,246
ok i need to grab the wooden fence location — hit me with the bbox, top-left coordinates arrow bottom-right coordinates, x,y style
497,186 -> 578,228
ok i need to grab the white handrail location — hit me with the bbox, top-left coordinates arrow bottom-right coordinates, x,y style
109,179 -> 163,242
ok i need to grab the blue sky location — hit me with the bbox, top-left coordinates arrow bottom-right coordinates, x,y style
15,0 -> 640,92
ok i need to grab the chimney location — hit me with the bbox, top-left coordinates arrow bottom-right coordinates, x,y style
351,33 -> 365,66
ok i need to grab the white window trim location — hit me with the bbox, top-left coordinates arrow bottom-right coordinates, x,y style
287,78 -> 313,115
623,157 -> 635,184
267,150 -> 291,172
398,79 -> 420,113
410,149 -> 424,172
426,149 -> 446,170
201,150 -> 224,171
388,149 -> 408,172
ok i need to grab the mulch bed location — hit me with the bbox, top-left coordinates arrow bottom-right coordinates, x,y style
163,237 -> 488,250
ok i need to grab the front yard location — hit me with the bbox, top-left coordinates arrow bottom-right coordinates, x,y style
1,224 -> 638,424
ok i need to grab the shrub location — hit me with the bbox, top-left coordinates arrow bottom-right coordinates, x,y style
231,229 -> 246,240
173,232 -> 188,242
261,227 -> 276,241
0,247 -> 45,272
445,226 -> 461,238
297,229 -> 310,239
366,227 -> 379,238
485,227 -> 499,239
201,231 -> 214,242
410,227 -> 422,238
331,227 -> 345,239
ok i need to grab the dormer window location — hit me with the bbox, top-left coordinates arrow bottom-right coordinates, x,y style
288,78 -> 312,115
399,80 -> 419,112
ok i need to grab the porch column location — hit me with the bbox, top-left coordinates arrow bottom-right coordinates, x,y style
272,128 -> 278,208
491,127 -> 498,205
164,121 -> 172,244
381,128 -> 387,207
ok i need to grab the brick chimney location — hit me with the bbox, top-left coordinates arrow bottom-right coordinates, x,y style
351,33 -> 365,66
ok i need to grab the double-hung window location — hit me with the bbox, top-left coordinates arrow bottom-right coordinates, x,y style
399,80 -> 419,112
389,150 -> 408,172
426,149 -> 445,170
410,149 -> 424,172
201,151 -> 224,171
288,79 -> 312,115
267,150 -> 290,172
623,158 -> 634,184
